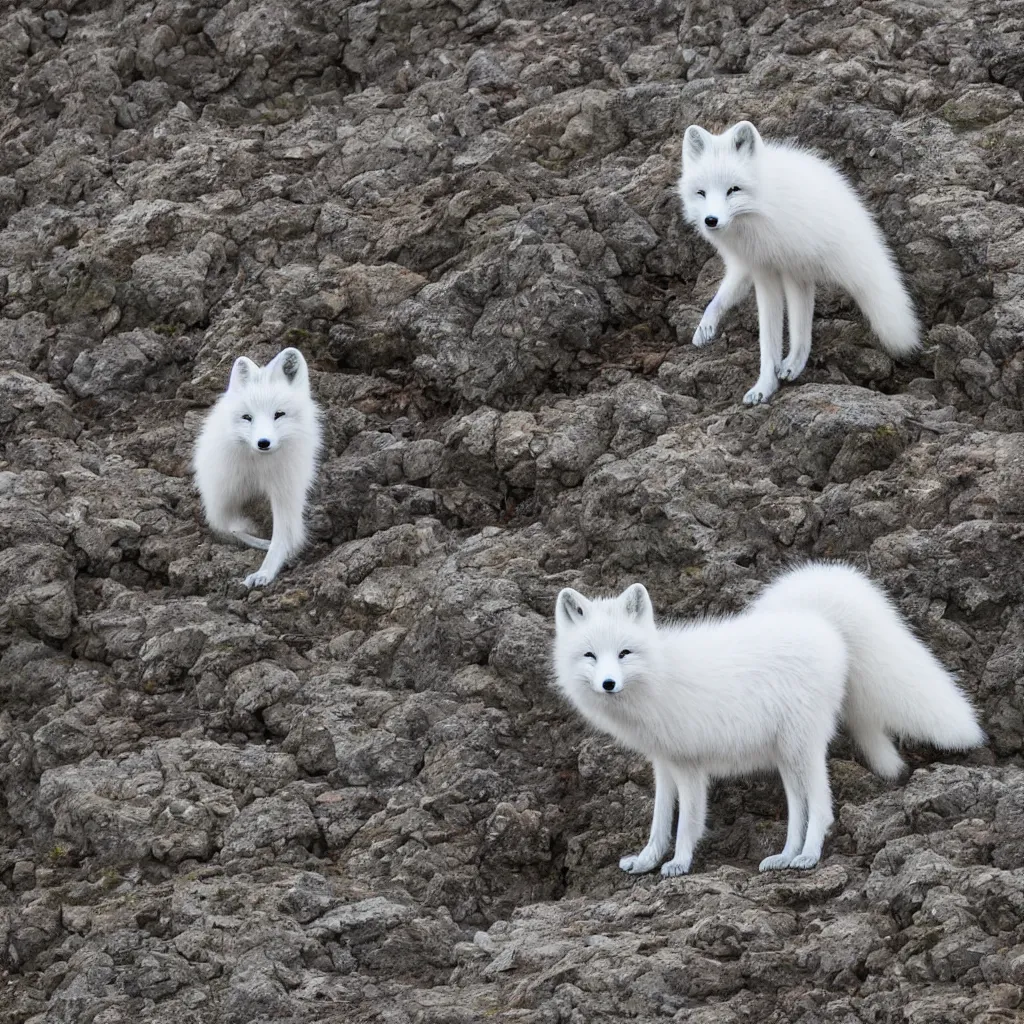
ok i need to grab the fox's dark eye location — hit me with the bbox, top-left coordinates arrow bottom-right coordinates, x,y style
274,411 -> 285,420
241,414 -> 252,422
697,189 -> 706,197
727,186 -> 741,195
619,649 -> 632,659
584,652 -> 597,661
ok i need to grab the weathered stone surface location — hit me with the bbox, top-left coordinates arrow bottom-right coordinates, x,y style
1,0 -> 1023,1021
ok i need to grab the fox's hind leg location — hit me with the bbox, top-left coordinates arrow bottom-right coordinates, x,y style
693,262 -> 752,347
759,750 -> 833,871
203,496 -> 271,552
228,517 -> 271,551
780,276 -> 815,382
744,272 -> 784,405
790,752 -> 833,868
620,759 -> 676,874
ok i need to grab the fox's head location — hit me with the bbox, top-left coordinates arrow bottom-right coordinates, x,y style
553,583 -> 659,698
221,347 -> 312,454
679,120 -> 762,238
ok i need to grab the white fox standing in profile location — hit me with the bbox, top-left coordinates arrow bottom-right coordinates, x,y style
552,563 -> 984,876
679,120 -> 921,405
193,347 -> 323,588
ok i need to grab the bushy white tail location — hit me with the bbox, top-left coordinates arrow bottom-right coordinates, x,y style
846,240 -> 921,358
753,563 -> 984,779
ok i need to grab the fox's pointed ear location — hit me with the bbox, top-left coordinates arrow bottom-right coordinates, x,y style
268,347 -> 309,388
556,588 -> 590,629
730,121 -> 761,158
228,356 -> 258,391
620,583 -> 654,622
682,125 -> 713,165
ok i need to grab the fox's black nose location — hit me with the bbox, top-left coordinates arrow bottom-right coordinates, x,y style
704,215 -> 718,228
602,679 -> 616,692
257,438 -> 271,450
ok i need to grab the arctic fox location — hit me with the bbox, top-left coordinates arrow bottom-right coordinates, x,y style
193,347 -> 323,588
552,563 -> 984,876
679,121 -> 920,406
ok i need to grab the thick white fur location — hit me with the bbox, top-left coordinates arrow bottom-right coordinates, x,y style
679,121 -> 921,406
552,563 -> 984,877
193,347 -> 323,588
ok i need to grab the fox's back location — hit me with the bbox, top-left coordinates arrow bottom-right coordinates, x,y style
602,611 -> 848,769
722,142 -> 888,281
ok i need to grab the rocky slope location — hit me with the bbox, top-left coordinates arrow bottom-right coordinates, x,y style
2,0 -> 1024,1021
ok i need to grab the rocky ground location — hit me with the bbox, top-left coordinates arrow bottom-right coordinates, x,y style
1,0 -> 1024,1021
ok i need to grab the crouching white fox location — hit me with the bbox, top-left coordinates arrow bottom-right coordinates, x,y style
193,347 -> 323,588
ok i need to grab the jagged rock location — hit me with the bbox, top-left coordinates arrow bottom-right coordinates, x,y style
1,0 -> 1023,1020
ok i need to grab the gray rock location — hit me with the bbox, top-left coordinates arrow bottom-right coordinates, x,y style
2,0 -> 1023,1019
220,795 -> 320,859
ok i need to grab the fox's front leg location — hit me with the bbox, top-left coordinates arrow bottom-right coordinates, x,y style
620,760 -> 676,874
244,490 -> 306,588
693,263 -> 752,348
661,766 -> 707,876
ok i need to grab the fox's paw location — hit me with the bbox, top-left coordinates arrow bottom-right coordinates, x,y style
660,856 -> 692,877
787,853 -> 820,870
742,378 -> 779,406
758,853 -> 794,872
619,847 -> 662,874
692,319 -> 718,348
779,353 -> 808,382
244,570 -> 276,589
